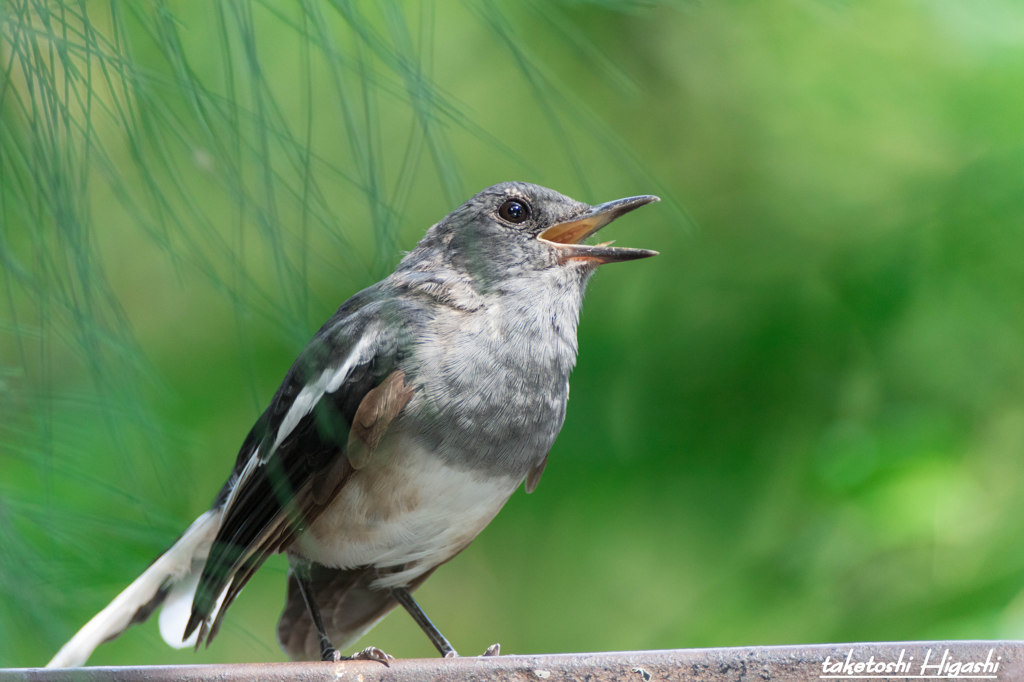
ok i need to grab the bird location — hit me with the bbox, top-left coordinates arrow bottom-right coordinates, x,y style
47,181 -> 659,667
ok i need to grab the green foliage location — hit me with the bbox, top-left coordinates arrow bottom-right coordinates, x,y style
3,0 -> 1024,668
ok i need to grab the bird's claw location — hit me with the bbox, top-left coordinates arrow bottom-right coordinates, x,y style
441,643 -> 500,658
349,646 -> 394,666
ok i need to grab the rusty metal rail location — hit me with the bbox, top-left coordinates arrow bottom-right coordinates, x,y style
3,641 -> 1022,681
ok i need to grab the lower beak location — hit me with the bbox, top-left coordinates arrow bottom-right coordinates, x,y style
537,195 -> 660,264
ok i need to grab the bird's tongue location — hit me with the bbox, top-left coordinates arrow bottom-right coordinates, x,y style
538,218 -> 601,245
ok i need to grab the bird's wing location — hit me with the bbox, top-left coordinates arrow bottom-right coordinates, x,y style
525,455 -> 547,493
183,295 -> 417,647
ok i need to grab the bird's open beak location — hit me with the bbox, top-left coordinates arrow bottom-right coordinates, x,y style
537,195 -> 660,264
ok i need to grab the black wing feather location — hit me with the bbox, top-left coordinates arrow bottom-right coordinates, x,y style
184,292 -> 414,646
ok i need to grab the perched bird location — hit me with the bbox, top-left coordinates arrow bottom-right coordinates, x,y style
47,181 -> 659,667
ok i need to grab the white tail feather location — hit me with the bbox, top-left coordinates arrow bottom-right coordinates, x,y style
47,509 -> 221,668
157,571 -> 202,649
156,568 -> 231,650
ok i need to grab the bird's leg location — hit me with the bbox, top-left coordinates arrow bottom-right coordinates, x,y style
390,587 -> 501,657
293,563 -> 392,665
391,586 -> 458,657
292,563 -> 341,662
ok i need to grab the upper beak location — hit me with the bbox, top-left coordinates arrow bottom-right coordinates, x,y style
538,195 -> 660,264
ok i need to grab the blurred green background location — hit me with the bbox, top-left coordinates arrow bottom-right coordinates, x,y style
4,0 -> 1024,669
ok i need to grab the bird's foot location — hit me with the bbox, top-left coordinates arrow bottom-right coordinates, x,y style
320,645 -> 342,662
347,646 -> 394,666
441,643 -> 500,659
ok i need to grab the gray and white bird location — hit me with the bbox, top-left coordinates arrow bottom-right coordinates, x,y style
47,181 -> 659,667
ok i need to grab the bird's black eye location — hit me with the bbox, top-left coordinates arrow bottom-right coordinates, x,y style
498,198 -> 530,224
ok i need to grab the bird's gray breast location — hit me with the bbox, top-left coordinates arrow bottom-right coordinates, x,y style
400,277 -> 583,481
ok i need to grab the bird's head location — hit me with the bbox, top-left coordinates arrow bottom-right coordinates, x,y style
418,181 -> 658,288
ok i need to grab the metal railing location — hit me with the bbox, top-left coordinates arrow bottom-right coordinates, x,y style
4,641 -> 1020,681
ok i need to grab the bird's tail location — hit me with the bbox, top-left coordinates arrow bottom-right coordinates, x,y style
47,509 -> 221,668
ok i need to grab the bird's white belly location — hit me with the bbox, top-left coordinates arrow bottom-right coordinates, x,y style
294,436 -> 521,588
